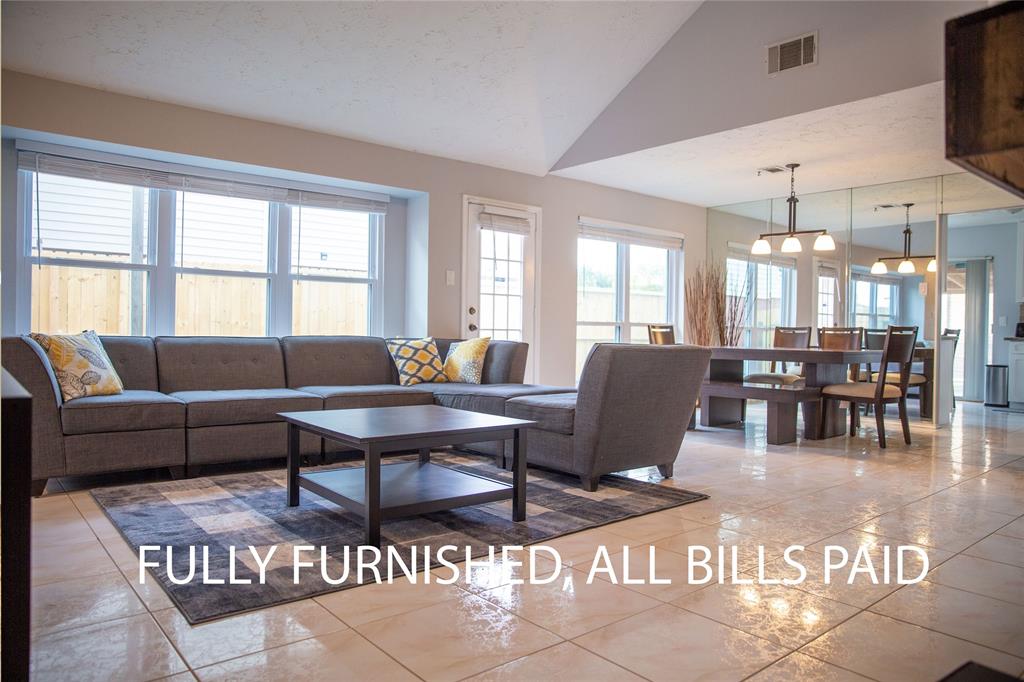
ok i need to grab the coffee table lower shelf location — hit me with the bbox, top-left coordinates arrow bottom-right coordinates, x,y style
298,461 -> 513,520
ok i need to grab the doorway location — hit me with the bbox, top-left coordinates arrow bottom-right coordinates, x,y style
461,197 -> 539,380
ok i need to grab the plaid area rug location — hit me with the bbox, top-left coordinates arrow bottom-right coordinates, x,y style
92,451 -> 707,624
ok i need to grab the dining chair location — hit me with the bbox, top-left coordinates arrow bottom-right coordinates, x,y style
743,326 -> 811,385
648,324 -> 676,345
819,326 -> 918,448
819,326 -> 865,428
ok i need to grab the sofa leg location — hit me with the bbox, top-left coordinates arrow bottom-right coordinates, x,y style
656,463 -> 674,479
581,475 -> 600,492
30,479 -> 48,497
186,465 -> 201,479
167,466 -> 186,481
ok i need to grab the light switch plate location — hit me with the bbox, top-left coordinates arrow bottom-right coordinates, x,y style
445,269 -> 456,286
999,315 -> 1007,326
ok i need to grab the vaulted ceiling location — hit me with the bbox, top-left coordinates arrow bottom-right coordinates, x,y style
1,1 -> 988,204
1,1 -> 700,176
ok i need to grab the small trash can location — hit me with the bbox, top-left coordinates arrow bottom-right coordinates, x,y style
985,364 -> 1009,407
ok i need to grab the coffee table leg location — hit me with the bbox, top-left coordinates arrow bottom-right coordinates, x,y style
364,444 -> 381,547
512,427 -> 526,522
418,447 -> 431,463
287,423 -> 300,507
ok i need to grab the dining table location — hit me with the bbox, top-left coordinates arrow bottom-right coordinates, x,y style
702,346 -> 934,442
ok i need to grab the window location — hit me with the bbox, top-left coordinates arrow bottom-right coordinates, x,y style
575,220 -> 681,376
816,262 -> 839,331
16,146 -> 387,338
726,252 -> 797,349
29,173 -> 152,335
851,271 -> 900,330
478,227 -> 526,341
291,205 -> 378,335
174,192 -> 272,336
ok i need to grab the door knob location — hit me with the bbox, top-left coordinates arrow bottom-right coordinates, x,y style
468,324 -> 478,332
468,306 -> 477,315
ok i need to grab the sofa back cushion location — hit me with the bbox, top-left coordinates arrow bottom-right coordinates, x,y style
281,336 -> 397,388
100,336 -> 159,390
155,337 -> 286,392
434,338 -> 528,384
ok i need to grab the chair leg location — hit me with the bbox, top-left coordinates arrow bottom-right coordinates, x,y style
656,463 -> 673,479
817,399 -> 829,440
898,398 -> 911,445
849,403 -> 858,436
874,401 -> 886,449
581,475 -> 600,492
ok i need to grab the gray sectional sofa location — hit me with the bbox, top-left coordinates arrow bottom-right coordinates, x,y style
2,335 -> 571,494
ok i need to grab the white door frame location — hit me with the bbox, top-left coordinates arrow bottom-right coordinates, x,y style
461,194 -> 542,382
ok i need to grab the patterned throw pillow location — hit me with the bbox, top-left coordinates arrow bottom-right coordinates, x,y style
386,338 -> 449,386
444,337 -> 490,383
29,330 -> 124,401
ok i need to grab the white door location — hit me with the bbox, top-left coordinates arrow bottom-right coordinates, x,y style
463,200 -> 538,380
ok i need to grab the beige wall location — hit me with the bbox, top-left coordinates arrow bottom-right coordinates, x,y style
1,71 -> 706,386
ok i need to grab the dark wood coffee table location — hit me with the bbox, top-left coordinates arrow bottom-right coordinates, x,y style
278,404 -> 536,546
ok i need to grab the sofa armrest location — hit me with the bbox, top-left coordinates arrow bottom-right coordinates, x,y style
1,336 -> 66,479
481,341 -> 528,384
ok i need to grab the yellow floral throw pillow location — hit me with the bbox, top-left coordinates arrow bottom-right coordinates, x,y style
444,337 -> 490,383
29,330 -> 124,401
386,337 -> 449,386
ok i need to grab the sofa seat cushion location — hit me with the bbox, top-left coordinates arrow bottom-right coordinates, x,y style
297,384 -> 434,410
506,393 -> 577,435
408,383 -> 576,416
170,389 -> 322,427
61,390 -> 186,435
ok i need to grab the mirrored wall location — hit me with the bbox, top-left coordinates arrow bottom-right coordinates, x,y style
707,171 -> 1022,424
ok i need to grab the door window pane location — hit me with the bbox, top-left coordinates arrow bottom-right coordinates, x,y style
292,280 -> 368,335
479,228 -> 526,341
175,274 -> 267,336
31,174 -> 150,264
32,265 -> 147,335
176,193 -> 269,272
629,244 -> 668,323
291,206 -> 371,277
577,238 -> 617,322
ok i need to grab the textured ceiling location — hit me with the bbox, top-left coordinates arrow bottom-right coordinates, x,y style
553,82 -> 959,206
1,1 -> 700,176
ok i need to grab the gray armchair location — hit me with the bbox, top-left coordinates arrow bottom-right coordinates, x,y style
505,343 -> 711,491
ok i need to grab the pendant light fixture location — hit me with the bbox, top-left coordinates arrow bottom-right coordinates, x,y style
870,203 -> 936,276
750,163 -> 835,255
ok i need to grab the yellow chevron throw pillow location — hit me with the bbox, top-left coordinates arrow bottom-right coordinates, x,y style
386,337 -> 449,386
444,337 -> 490,383
29,330 -> 124,401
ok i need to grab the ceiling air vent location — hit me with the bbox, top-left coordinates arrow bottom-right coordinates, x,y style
767,32 -> 817,75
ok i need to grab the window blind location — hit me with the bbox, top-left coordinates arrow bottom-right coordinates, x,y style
578,216 -> 683,250
478,211 -> 532,235
18,150 -> 388,213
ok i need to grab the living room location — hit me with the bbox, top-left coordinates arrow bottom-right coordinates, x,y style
2,2 -> 1023,681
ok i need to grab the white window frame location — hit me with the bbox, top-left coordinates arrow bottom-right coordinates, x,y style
850,269 -> 901,330
726,247 -> 798,348
575,218 -> 683,346
814,257 -> 841,333
12,141 -> 387,338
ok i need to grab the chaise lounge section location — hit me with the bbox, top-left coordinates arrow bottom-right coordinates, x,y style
506,343 -> 711,490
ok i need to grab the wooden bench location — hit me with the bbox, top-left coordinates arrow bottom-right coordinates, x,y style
700,381 -> 821,445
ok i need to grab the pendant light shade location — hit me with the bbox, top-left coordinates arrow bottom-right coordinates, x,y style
897,259 -> 916,274
926,259 -> 937,272
751,238 -> 772,255
781,236 -> 802,253
813,233 -> 836,251
871,260 -> 888,275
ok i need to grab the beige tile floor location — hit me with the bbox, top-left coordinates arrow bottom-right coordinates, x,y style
28,402 -> 1024,681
